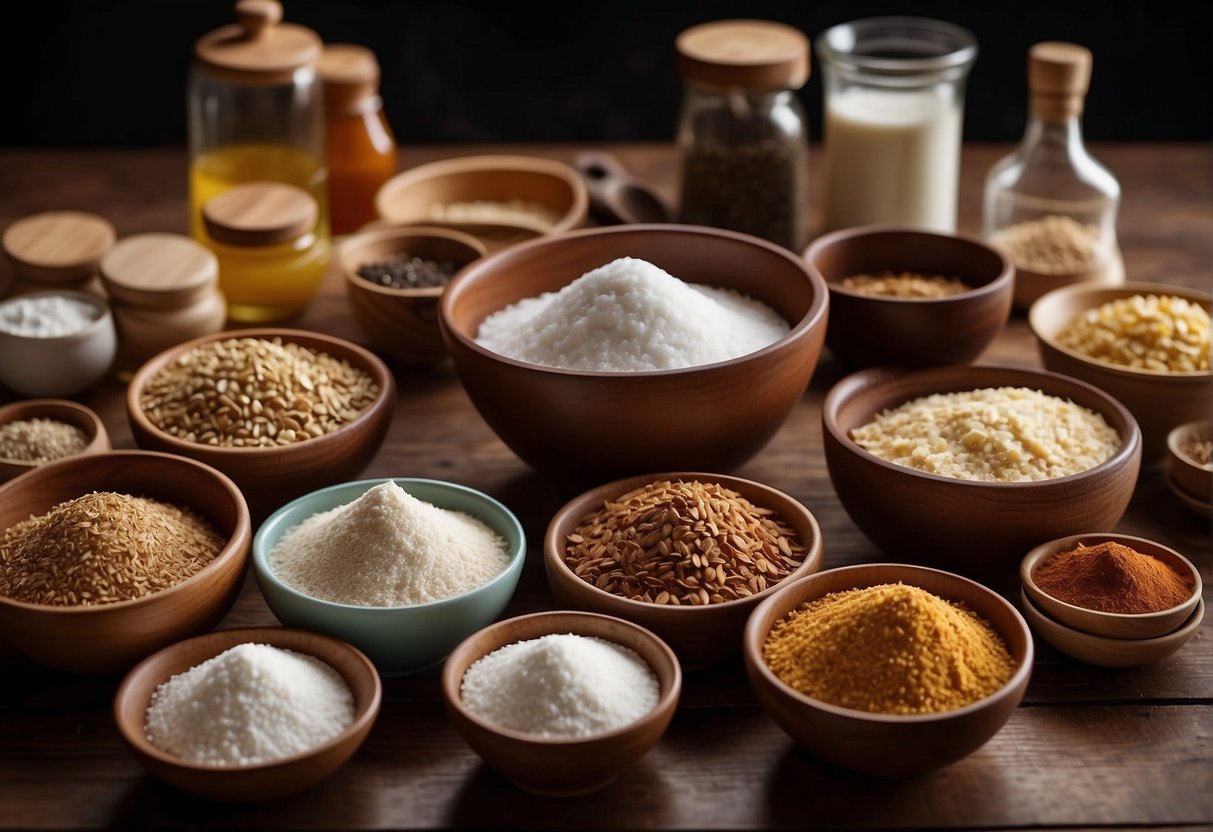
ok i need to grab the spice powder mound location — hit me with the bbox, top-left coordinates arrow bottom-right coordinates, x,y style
1033,541 -> 1193,614
565,479 -> 806,605
0,491 -> 225,606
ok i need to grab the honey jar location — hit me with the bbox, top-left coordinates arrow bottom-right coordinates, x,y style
1,210 -> 115,299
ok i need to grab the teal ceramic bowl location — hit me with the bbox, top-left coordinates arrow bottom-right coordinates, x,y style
252,478 -> 526,677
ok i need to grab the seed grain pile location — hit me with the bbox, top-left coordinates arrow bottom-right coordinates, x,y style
356,255 -> 457,289
429,199 -> 557,233
144,643 -> 355,766
475,257 -> 789,372
460,633 -> 659,739
1180,438 -> 1213,466
140,336 -> 379,447
1056,293 -> 1210,372
989,214 -> 1103,274
763,583 -> 1016,715
0,491 -> 224,606
841,271 -> 971,298
566,479 -> 805,605
270,481 -> 510,606
0,418 -> 87,463
850,386 -> 1121,482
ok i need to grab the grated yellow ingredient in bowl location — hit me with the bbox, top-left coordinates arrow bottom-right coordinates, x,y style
1056,293 -> 1210,373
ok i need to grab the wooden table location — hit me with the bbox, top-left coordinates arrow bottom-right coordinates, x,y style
1,144 -> 1209,830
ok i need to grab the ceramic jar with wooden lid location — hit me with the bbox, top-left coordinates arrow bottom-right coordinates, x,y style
201,181 -> 330,321
1,211 -> 115,299
99,233 -> 227,377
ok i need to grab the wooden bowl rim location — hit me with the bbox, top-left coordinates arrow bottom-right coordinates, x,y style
440,610 -> 682,747
113,626 -> 382,772
1020,587 -> 1205,649
0,398 -> 111,472
338,224 -> 489,299
0,288 -> 113,343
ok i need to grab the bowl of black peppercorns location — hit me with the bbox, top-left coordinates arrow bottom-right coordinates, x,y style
339,225 -> 488,367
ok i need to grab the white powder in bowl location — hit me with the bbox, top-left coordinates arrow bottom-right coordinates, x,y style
0,294 -> 100,338
474,256 -> 790,371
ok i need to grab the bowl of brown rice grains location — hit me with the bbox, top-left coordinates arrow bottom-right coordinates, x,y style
253,478 -> 526,676
544,473 -> 824,669
0,398 -> 111,483
127,329 -> 395,514
743,563 -> 1032,776
822,364 -> 1142,574
803,225 -> 1013,370
1029,281 -> 1212,463
0,450 -> 251,671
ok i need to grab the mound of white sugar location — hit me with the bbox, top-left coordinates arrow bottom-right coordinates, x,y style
269,481 -> 511,606
144,643 -> 355,766
474,257 -> 790,371
460,633 -> 660,739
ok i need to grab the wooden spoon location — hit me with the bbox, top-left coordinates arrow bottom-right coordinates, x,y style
574,152 -> 672,226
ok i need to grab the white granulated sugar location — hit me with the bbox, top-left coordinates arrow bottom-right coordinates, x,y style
460,633 -> 660,739
269,481 -> 511,606
0,294 -> 100,338
474,257 -> 790,371
144,643 -> 355,767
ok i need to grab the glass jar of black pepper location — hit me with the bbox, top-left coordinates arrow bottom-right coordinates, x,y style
675,20 -> 810,252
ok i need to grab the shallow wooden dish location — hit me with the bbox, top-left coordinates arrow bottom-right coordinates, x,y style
742,563 -> 1033,777
441,611 -> 680,796
113,627 -> 381,802
803,225 -> 1013,369
0,450 -> 250,671
440,224 -> 830,485
822,364 -> 1142,576
338,225 -> 487,367
1029,281 -> 1212,463
1020,588 -> 1204,668
1021,533 -> 1201,639
1166,419 -> 1212,504
0,398 -> 111,482
544,472 -> 825,669
126,328 -> 395,517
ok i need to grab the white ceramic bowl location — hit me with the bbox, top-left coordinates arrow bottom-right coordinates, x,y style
0,290 -> 117,396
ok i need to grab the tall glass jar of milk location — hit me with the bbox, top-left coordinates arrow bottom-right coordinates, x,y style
817,17 -> 977,234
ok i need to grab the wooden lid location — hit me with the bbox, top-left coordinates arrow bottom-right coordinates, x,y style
203,182 -> 318,246
319,44 -> 380,114
1029,41 -> 1092,120
2,211 -> 116,284
100,233 -> 219,308
676,19 -> 810,90
195,0 -> 321,84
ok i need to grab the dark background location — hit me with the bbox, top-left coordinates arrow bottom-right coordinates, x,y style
2,0 -> 1210,147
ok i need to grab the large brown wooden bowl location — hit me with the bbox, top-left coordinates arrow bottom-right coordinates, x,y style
1029,281 -> 1212,464
804,225 -> 1013,369
0,450 -> 251,672
822,364 -> 1142,576
441,611 -> 681,796
544,472 -> 825,669
0,398 -> 111,483
127,328 -> 395,516
439,224 -> 830,485
114,627 -> 381,801
743,563 -> 1033,777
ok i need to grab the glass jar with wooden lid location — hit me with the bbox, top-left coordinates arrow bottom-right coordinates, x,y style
1,211 -> 115,299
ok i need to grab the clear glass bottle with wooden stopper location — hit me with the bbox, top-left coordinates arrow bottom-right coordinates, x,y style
983,41 -> 1123,311
319,44 -> 398,235
99,233 -> 226,378
1,211 -> 115,299
675,20 -> 810,252
201,181 -> 329,322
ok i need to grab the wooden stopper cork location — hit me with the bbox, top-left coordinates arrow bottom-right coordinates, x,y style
2,211 -> 116,285
318,44 -> 381,116
676,19 -> 810,91
100,233 -> 219,309
1029,41 -> 1092,121
203,182 -> 318,247
195,0 -> 321,84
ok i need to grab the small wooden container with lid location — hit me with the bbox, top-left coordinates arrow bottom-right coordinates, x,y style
201,181 -> 330,322
1,211 -> 115,298
100,233 -> 227,376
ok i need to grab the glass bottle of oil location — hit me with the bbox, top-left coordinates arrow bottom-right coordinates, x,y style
188,0 -> 330,321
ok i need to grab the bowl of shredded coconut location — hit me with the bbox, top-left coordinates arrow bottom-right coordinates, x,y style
439,224 -> 830,483
253,477 -> 526,676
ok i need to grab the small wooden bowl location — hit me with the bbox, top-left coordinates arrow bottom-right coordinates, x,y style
743,563 -> 1033,777
1020,588 -> 1204,668
1166,419 -> 1212,504
441,611 -> 681,796
375,155 -> 588,252
822,364 -> 1142,574
1021,533 -> 1201,639
114,627 -> 381,801
1029,281 -> 1213,463
127,328 -> 395,516
0,450 -> 251,672
338,225 -> 487,367
0,399 -> 111,482
803,225 -> 1013,369
544,472 -> 825,669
